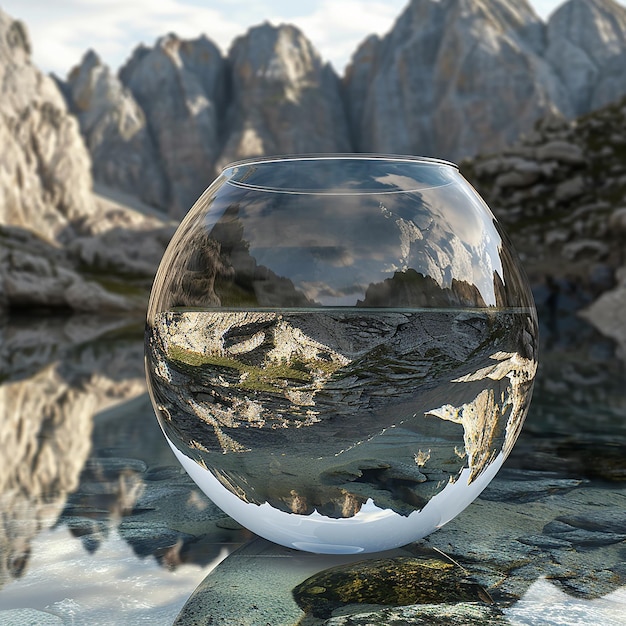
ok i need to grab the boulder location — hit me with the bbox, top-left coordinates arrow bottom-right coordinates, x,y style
580,266 -> 626,359
0,226 -> 133,312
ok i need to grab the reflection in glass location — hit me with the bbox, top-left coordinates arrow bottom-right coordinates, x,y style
145,155 -> 538,553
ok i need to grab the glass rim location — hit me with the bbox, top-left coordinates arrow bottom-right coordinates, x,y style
221,153 -> 459,172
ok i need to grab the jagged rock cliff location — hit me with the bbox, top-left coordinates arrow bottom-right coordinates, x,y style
217,23 -> 351,169
71,23 -> 351,214
119,34 -> 226,218
64,50 -> 167,210
546,0 -> 626,116
346,0 -> 626,161
59,0 -> 626,214
0,9 -> 175,313
344,0 -> 565,160
0,8 -> 95,243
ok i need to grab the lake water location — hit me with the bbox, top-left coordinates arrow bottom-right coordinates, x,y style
0,309 -> 624,625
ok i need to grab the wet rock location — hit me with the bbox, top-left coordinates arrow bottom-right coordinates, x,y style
543,513 -> 626,547
550,510 -> 626,536
0,609 -> 63,625
479,470 -> 583,503
324,603 -> 507,626
293,556 -> 488,619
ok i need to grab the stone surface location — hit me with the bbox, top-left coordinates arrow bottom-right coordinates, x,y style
580,266 -> 626,359
0,609 -> 63,625
323,603 -> 507,626
0,9 -> 176,312
0,225 -> 132,312
64,50 -> 167,210
217,23 -> 351,168
0,314 -> 624,624
293,557 -> 488,619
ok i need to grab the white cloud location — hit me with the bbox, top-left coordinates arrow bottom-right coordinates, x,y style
265,0 -> 406,71
1,0 -> 407,77
2,0 -> 625,78
1,0 -> 243,76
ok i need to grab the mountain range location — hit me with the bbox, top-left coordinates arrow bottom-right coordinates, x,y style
0,0 -> 625,338
56,0 -> 626,217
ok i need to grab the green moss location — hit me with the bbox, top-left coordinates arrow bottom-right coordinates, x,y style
293,556 -> 487,619
89,276 -> 148,298
167,344 -> 342,393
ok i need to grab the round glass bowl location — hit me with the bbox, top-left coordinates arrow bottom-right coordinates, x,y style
145,154 -> 538,554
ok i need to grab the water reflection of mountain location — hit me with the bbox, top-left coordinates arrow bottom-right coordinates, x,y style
0,316 -> 146,589
358,269 -> 487,307
60,412 -> 242,571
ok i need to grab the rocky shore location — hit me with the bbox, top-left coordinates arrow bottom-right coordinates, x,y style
462,97 -> 626,357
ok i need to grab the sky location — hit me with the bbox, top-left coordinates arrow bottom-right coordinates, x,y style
1,0 -> 625,78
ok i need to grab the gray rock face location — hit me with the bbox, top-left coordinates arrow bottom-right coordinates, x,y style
0,9 -> 176,313
344,0 -> 571,161
546,0 -> 626,116
0,8 -> 95,242
61,0 -> 626,213
64,50 -> 167,210
119,34 -> 226,218
0,225 -> 133,312
217,23 -> 351,168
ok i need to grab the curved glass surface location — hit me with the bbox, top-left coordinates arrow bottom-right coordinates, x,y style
147,155 -> 533,317
145,155 -> 538,554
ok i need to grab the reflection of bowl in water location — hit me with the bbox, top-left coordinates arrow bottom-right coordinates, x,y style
145,154 -> 538,554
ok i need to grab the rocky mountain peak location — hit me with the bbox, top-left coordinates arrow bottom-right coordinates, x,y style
119,33 -> 226,217
63,48 -> 167,210
547,0 -> 626,115
345,0 -> 567,160
549,0 -> 626,61
217,22 -> 350,168
450,0 -> 545,52
230,22 -> 322,88
2,10 -> 30,56
0,8 -> 95,241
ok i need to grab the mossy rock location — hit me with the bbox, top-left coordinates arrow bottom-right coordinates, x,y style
293,556 -> 489,619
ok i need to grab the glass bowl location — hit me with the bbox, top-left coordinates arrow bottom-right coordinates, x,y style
145,154 -> 538,554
